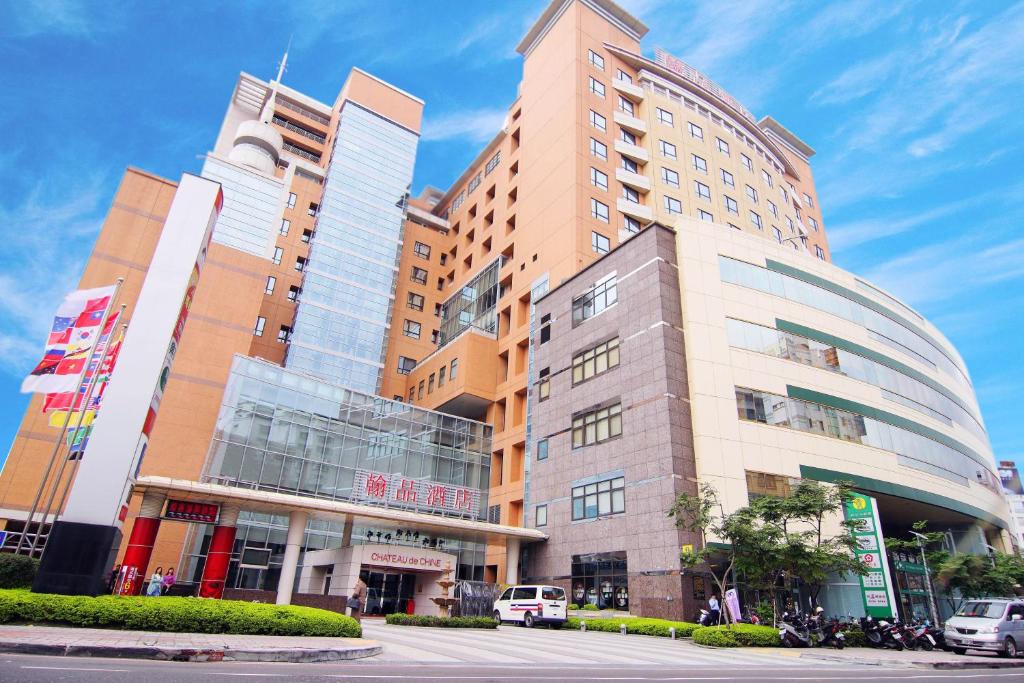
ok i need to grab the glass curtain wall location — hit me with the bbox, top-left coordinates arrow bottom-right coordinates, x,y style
438,257 -> 502,346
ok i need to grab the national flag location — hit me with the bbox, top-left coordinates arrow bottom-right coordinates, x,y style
21,285 -> 116,394
43,316 -> 122,417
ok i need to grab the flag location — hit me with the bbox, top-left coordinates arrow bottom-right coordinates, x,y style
21,285 -> 116,394
43,317 -> 123,421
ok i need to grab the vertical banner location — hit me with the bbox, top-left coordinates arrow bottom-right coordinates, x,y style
844,493 -> 897,619
724,588 -> 741,622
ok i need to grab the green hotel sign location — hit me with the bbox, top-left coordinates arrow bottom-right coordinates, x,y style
844,493 -> 898,618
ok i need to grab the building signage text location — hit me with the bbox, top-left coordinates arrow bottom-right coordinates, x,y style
353,468 -> 481,516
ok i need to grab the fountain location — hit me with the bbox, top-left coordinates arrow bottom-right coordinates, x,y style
430,563 -> 459,617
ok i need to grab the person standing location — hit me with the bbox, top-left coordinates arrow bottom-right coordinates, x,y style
161,567 -> 177,595
708,594 -> 721,625
348,576 -> 367,623
146,567 -> 164,597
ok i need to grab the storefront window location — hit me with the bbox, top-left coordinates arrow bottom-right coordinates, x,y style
571,551 -> 628,610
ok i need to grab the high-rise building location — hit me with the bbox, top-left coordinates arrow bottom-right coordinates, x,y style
0,0 -> 1010,622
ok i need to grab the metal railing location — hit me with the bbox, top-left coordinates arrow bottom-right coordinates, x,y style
272,115 -> 326,145
282,141 -> 321,163
276,97 -> 331,126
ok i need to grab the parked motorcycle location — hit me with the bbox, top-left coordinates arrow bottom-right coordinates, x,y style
697,609 -> 714,627
808,610 -> 847,649
860,615 -> 905,650
779,611 -> 814,648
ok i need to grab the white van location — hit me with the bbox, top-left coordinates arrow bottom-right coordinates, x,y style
493,585 -> 568,628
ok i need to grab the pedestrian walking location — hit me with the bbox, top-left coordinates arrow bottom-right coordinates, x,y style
146,567 -> 164,596
708,594 -> 721,625
348,576 -> 367,623
161,567 -> 176,595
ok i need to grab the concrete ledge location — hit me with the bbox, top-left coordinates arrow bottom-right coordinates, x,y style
0,639 -> 382,663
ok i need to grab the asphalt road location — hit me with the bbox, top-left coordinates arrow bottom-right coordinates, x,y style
3,655 -> 1024,683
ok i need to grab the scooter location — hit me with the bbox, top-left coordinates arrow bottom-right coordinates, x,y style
697,609 -> 714,626
860,615 -> 905,650
810,611 -> 847,650
779,611 -> 814,648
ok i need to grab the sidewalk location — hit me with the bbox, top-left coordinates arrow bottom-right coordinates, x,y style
0,625 -> 381,663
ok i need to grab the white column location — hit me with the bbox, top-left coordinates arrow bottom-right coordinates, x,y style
505,538 -> 521,585
276,510 -> 308,605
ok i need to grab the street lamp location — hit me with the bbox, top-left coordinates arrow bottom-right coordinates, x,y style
909,530 -> 941,626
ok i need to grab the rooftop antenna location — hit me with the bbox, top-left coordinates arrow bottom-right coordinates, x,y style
275,35 -> 292,85
260,36 -> 292,124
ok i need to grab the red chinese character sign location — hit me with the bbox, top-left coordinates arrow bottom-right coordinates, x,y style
353,469 -> 481,517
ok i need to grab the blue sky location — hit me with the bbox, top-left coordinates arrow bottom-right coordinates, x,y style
1,0 -> 1021,474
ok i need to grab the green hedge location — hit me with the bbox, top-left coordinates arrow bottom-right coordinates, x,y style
841,628 -> 866,647
566,616 -> 700,638
0,589 -> 360,637
693,623 -> 781,647
0,555 -> 39,589
384,613 -> 497,629
568,603 -> 580,610
581,603 -> 600,611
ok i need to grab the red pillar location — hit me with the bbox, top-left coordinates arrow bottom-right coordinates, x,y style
199,524 -> 236,599
120,516 -> 161,595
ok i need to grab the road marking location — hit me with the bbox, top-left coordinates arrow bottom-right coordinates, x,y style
22,666 -> 130,672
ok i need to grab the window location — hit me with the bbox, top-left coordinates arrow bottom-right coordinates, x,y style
572,337 -> 620,384
307,202 -> 318,217
621,157 -> 638,173
664,195 -> 682,215
277,325 -> 290,343
692,154 -> 707,173
428,373 -> 435,394
745,184 -> 758,202
294,256 -> 306,271
538,367 -> 551,400
721,169 -> 735,187
695,181 -> 711,201
408,387 -> 415,402
403,320 -> 421,339
450,358 -> 458,380
438,365 -> 446,386
688,122 -> 704,140
279,218 -> 290,235
253,316 -> 266,337
417,380 -> 424,399
536,504 -> 548,527
795,205 -> 803,220
537,438 -> 549,460
725,195 -> 738,214
571,476 -> 625,520
411,267 -> 428,285
397,356 -> 416,375
662,167 -> 680,187
407,293 -> 425,311
803,192 -> 814,208
590,138 -> 608,160
468,172 -> 481,193
271,247 -> 283,265
808,217 -> 819,231
572,274 -> 617,325
773,227 -> 783,243
623,216 -> 641,234
591,231 -> 610,254
434,303 -> 442,316
750,210 -> 763,230
301,228 -> 313,243
786,216 -> 795,232
440,253 -> 447,266
657,108 -> 673,126
589,77 -> 605,98
540,313 -> 551,344
414,241 -> 431,259
617,69 -> 631,83
741,154 -> 753,171
698,209 -> 714,222
591,167 -> 608,190
286,192 -> 297,209
659,140 -> 677,159
761,169 -> 773,187
264,275 -> 276,295
717,137 -> 730,155
589,109 -> 606,131
768,200 -> 778,218
815,245 -> 825,259
591,198 -> 609,223
588,49 -> 605,70
618,96 -> 634,116
572,403 -> 623,448
488,505 -> 500,524
620,129 -> 636,145
287,285 -> 299,302
781,187 -> 789,203
622,186 -> 639,203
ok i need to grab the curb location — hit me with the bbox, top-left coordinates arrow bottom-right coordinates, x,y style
800,651 -> 1024,670
0,640 -> 382,663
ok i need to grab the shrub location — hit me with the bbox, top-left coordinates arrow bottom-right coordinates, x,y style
693,623 -> 781,647
752,600 -> 775,626
0,589 -> 360,637
385,613 -> 497,629
582,603 -> 600,611
565,616 -> 700,638
840,628 -> 866,647
568,603 -> 580,610
0,555 -> 39,589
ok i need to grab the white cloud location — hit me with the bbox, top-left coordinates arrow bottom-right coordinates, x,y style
810,52 -> 903,106
421,108 -> 507,144
2,0 -> 119,40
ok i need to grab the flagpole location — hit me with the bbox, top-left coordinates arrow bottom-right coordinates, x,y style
31,307 -> 127,556
15,278 -> 124,556
49,319 -> 128,533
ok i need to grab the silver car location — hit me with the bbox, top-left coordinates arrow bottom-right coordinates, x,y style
944,599 -> 1024,657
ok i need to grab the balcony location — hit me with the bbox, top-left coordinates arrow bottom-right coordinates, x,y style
407,329 -> 499,421
612,78 -> 644,102
613,110 -> 647,136
615,167 -> 651,192
616,198 -> 653,222
614,139 -> 649,164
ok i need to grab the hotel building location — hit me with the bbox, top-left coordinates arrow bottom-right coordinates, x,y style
0,0 -> 1010,621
